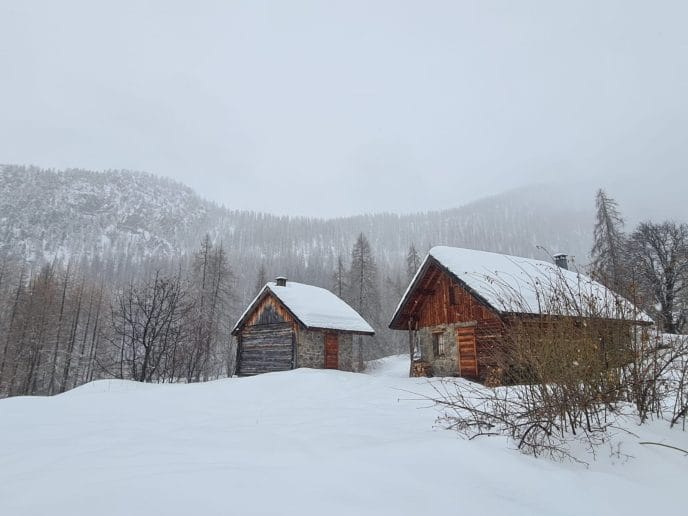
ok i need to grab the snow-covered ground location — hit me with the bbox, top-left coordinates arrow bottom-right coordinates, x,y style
0,356 -> 685,516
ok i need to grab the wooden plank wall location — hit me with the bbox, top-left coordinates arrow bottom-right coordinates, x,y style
244,294 -> 298,330
414,264 -> 505,378
236,293 -> 300,376
414,267 -> 499,327
237,323 -> 294,376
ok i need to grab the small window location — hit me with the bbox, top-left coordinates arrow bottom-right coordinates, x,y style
432,332 -> 446,357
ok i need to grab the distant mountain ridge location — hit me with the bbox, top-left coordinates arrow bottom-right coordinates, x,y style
0,165 -> 594,297
0,165 -> 221,260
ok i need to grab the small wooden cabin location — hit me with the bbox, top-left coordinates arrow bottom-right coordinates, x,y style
389,246 -> 652,382
232,277 -> 375,376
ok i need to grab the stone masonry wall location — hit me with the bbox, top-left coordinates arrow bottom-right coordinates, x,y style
296,330 -> 324,369
417,323 -> 464,377
296,330 -> 362,372
336,333 -> 356,372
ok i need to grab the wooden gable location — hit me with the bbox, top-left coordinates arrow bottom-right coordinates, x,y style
391,259 -> 502,330
242,292 -> 299,331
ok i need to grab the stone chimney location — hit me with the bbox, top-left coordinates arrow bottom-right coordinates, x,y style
553,254 -> 569,270
275,276 -> 288,287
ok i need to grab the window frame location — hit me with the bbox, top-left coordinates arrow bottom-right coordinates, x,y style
432,331 -> 446,358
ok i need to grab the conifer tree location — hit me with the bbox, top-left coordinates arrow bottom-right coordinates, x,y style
346,233 -> 381,325
406,243 -> 421,281
254,263 -> 268,295
591,189 -> 626,293
188,236 -> 235,381
332,254 -> 347,298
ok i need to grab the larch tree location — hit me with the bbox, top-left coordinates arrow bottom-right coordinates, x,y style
590,189 -> 627,294
186,236 -> 235,382
346,233 -> 381,326
203,240 -> 235,379
254,263 -> 268,295
332,254 -> 347,298
406,243 -> 422,282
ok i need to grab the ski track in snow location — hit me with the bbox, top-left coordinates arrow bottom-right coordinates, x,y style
0,356 -> 685,516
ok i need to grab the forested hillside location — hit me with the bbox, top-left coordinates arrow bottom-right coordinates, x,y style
1,164 -> 593,286
0,166 -> 221,260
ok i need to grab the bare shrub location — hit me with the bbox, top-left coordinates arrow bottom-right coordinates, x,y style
427,262 -> 662,462
430,378 -> 614,463
665,335 -> 688,429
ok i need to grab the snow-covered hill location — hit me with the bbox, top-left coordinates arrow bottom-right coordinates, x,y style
0,357 -> 684,516
0,165 -> 222,260
1,164 -> 593,271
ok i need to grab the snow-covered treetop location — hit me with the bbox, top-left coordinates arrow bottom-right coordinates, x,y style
393,246 -> 652,323
233,280 -> 375,335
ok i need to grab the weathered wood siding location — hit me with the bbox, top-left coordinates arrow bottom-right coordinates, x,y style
456,326 -> 478,377
237,323 -> 294,376
413,264 -> 500,328
411,263 -> 504,379
400,260 -> 645,382
237,293 -> 298,376
236,291 -> 366,375
244,295 -> 298,330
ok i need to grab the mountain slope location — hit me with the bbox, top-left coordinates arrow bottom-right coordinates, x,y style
0,165 -> 594,271
0,165 -> 222,260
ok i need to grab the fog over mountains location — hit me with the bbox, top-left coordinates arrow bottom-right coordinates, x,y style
1,164 -> 595,282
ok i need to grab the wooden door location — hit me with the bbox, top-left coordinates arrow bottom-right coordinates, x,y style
456,326 -> 478,378
325,333 -> 339,369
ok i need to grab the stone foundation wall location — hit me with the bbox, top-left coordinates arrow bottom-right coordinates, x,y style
416,324 -> 462,377
296,330 -> 325,368
296,330 -> 363,372
336,333 -> 357,372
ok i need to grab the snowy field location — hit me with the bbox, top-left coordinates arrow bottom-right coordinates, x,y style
1,356 -> 685,516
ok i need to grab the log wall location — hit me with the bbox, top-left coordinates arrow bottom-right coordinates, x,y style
236,292 -> 364,374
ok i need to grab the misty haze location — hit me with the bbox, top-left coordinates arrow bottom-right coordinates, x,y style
1,2 -> 686,516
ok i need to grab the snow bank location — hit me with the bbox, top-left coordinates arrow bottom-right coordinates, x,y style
365,354 -> 411,378
0,357 -> 685,516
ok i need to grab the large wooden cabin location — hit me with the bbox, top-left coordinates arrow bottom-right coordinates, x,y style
389,246 -> 652,382
232,277 -> 374,376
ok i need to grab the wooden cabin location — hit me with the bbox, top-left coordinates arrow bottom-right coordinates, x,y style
389,246 -> 652,382
232,277 -> 375,376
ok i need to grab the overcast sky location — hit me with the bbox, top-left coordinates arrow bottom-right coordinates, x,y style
1,1 -> 687,217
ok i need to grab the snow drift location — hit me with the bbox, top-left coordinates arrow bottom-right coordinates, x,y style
0,356 -> 685,516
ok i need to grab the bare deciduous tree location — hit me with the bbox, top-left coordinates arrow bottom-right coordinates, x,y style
628,221 -> 688,334
111,271 -> 191,383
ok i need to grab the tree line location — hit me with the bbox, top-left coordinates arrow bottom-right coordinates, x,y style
0,236 -> 235,397
591,189 -> 688,334
0,231 -> 418,397
1,187 -> 686,399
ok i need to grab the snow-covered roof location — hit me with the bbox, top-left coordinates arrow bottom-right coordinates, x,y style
233,281 -> 375,335
391,246 -> 652,325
